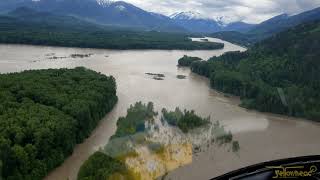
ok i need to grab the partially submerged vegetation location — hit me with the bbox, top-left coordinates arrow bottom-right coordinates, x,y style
145,73 -> 165,77
70,53 -> 93,58
161,108 -> 210,133
46,53 -> 94,60
176,75 -> 187,79
0,67 -> 118,180
145,73 -> 165,80
111,102 -> 157,139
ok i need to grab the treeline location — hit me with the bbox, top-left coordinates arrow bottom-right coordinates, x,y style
209,31 -> 258,47
0,67 -> 118,180
178,55 -> 202,67
78,102 -> 157,180
111,102 -> 157,139
0,15 -> 224,50
180,20 -> 320,121
161,107 -> 210,133
77,151 -> 129,180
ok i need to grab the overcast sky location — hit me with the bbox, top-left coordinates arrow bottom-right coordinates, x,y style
122,0 -> 320,24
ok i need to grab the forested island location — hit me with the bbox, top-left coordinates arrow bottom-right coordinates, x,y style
78,102 -> 234,180
179,20 -> 320,121
0,67 -> 118,180
0,8 -> 224,50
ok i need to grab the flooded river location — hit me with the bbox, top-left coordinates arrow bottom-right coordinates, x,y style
0,38 -> 319,180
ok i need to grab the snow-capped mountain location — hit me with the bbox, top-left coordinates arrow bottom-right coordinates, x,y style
170,11 -> 222,33
170,11 -> 255,33
170,11 -> 205,20
96,0 -> 115,7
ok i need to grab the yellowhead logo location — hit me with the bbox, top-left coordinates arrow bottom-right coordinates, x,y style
267,165 -> 318,178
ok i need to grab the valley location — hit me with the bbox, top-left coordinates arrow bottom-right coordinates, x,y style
0,38 -> 319,180
0,0 -> 319,180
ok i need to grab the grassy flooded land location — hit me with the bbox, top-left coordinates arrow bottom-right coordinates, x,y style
0,67 -> 117,180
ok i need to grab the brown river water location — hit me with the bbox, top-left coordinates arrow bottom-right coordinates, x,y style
0,38 -> 319,180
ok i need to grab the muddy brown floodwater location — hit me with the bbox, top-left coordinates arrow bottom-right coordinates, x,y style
0,38 -> 319,180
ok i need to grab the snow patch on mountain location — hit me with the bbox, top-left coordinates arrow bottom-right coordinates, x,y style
213,16 -> 234,26
116,5 -> 126,11
170,11 -> 237,26
96,0 -> 115,7
170,11 -> 206,20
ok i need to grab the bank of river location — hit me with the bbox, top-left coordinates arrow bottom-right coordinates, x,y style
0,38 -> 319,180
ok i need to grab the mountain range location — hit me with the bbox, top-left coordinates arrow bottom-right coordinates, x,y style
0,0 -> 185,32
211,7 -> 320,46
170,11 -> 255,33
0,0 -> 254,33
0,0 -> 319,39
249,7 -> 320,36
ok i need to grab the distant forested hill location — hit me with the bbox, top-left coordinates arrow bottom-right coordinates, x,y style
180,20 -> 320,120
0,7 -> 224,50
0,67 -> 118,180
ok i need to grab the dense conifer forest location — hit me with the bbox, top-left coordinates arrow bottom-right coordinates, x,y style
0,14 -> 224,50
0,67 -> 118,180
179,21 -> 320,120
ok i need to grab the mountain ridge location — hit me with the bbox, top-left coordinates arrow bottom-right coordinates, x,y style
170,11 -> 255,33
0,0 -> 186,32
0,1 -> 255,33
210,6 -> 320,46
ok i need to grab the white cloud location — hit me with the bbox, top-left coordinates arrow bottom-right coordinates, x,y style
123,0 -> 320,23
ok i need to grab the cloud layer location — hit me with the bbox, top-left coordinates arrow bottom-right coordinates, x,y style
123,0 -> 320,23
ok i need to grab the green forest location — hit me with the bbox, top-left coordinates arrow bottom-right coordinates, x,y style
178,55 -> 202,67
0,67 -> 118,180
161,108 -> 210,133
179,20 -> 320,121
0,15 -> 224,50
78,151 -> 129,180
111,102 -> 157,139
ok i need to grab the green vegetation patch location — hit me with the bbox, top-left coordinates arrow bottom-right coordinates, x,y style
145,73 -> 165,81
178,55 -> 202,67
0,67 -> 118,180
176,75 -> 187,79
77,152 -> 129,180
111,102 -> 157,139
161,107 -> 210,133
